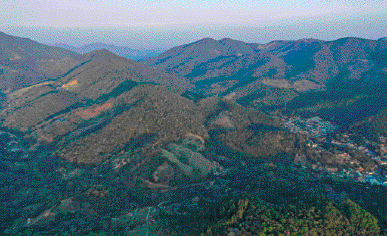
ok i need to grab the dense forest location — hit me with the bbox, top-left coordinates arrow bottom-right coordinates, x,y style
261,81 -> 387,141
160,153 -> 387,235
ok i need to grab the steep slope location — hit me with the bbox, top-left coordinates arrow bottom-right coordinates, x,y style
62,49 -> 192,90
0,82 -> 204,160
142,37 -> 387,81
348,82 -> 387,140
264,81 -> 387,140
0,31 -> 80,92
141,36 -> 387,109
301,37 -> 387,83
141,37 -> 325,78
197,96 -> 301,158
0,80 -> 292,165
141,38 -> 260,76
0,32 -> 78,61
0,50 -> 191,133
55,43 -> 164,61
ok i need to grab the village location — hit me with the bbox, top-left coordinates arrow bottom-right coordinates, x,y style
282,116 -> 387,187
283,116 -> 336,138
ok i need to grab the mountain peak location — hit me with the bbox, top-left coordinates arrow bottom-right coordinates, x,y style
196,37 -> 217,44
219,38 -> 247,44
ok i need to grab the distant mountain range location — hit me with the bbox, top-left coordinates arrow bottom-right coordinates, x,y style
54,42 -> 165,61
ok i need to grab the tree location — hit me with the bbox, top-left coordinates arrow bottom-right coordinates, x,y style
344,199 -> 380,235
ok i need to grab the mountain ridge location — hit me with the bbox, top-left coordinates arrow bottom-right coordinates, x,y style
141,36 -> 387,107
54,42 -> 165,61
0,31 -> 81,92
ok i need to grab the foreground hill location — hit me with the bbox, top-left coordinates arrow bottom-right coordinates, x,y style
55,42 -> 164,61
0,78 -> 293,165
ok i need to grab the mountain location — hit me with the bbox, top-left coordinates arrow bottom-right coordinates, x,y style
142,37 -> 387,80
0,31 -> 80,92
61,49 -> 192,90
0,80 -> 290,164
141,37 -> 387,108
0,49 -> 191,131
0,31 -> 178,101
54,42 -> 165,61
2,32 -> 387,235
141,37 -> 260,77
0,32 -> 78,62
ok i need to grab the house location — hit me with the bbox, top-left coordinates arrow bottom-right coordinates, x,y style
337,156 -> 344,164
332,140 -> 343,145
339,153 -> 350,159
357,167 -> 365,172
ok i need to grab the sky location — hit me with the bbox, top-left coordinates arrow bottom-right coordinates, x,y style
1,0 -> 387,49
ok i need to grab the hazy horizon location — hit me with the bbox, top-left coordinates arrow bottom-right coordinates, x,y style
1,0 -> 387,49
